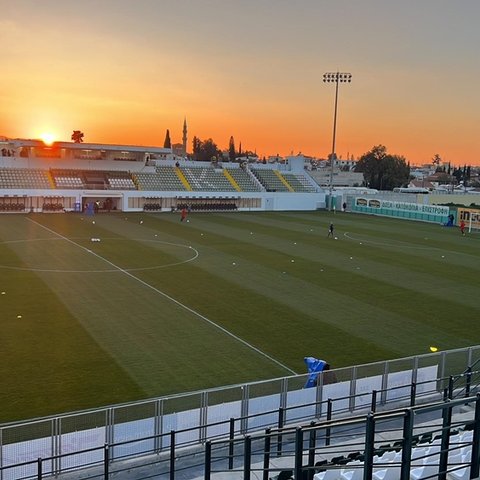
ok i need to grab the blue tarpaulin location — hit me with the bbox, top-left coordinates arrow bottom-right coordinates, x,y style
304,357 -> 327,388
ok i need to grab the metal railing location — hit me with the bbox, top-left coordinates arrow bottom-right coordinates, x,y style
205,395 -> 480,480
1,345 -> 480,479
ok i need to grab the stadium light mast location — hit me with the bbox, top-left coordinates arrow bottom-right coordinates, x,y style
323,71 -> 352,210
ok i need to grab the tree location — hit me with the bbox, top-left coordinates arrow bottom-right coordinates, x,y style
192,137 -> 220,161
192,136 -> 201,158
228,136 -> 236,162
355,145 -> 410,190
432,153 -> 441,167
163,129 -> 171,149
71,131 -> 84,143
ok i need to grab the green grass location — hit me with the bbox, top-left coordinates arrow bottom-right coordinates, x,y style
0,211 -> 478,423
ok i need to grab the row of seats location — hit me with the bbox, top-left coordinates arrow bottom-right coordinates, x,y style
225,167 -> 262,191
176,202 -> 237,211
181,167 -> 237,191
251,168 -> 291,192
43,203 -> 64,211
312,429 -> 474,480
282,173 -> 317,192
0,166 -> 318,193
108,178 -> 136,189
0,168 -> 51,189
54,176 -> 84,188
134,167 -> 187,191
0,202 -> 25,211
143,203 -> 162,211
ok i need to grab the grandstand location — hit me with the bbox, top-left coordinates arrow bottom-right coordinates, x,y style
2,346 -> 480,480
0,139 -> 326,213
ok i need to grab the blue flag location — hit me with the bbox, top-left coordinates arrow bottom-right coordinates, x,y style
304,357 -> 327,388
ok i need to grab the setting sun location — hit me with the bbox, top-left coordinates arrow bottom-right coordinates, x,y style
39,132 -> 56,146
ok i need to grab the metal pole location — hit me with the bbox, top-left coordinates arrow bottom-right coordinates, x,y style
204,441 -> 212,480
244,436 -> 252,480
263,428 -> 271,480
363,413 -> 375,480
324,71 -> 351,211
410,382 -> 417,407
37,458 -> 42,480
439,403 -> 452,480
277,407 -> 284,456
294,427 -> 303,480
400,410 -> 414,480
170,430 -> 175,480
329,76 -> 340,205
308,423 -> 317,480
466,366 -> 472,398
371,390 -> 377,413
325,399 -> 333,446
104,445 -> 109,480
228,418 -> 235,470
470,394 -> 480,479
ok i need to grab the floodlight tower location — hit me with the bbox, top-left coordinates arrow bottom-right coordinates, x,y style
323,71 -> 352,210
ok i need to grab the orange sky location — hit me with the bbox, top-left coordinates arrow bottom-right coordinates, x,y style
1,1 -> 479,166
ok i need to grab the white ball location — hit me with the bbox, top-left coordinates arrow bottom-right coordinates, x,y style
140,220 -> 143,224
334,237 -> 338,240
232,262 -> 236,266
291,259 -> 295,263
92,221 -> 95,224
186,219 -> 190,223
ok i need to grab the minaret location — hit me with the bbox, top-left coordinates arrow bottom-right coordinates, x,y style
182,117 -> 187,155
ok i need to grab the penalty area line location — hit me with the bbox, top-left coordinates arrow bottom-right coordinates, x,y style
27,218 -> 297,375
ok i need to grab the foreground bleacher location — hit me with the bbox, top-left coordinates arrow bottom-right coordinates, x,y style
2,347 -> 480,480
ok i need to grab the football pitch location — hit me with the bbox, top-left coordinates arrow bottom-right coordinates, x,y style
1,211 -> 478,423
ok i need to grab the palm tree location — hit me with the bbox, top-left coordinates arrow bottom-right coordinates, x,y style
71,131 -> 84,143
432,153 -> 441,167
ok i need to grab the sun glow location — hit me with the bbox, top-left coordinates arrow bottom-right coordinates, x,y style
39,132 -> 56,146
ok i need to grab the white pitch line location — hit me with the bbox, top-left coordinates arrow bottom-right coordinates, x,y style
344,231 -> 437,250
27,218 -> 297,375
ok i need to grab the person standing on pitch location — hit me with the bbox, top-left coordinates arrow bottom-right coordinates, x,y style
180,207 -> 187,222
460,219 -> 466,236
327,222 -> 334,238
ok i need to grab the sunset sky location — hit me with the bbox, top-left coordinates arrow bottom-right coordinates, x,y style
1,0 -> 479,165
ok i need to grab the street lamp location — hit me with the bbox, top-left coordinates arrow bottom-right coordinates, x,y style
323,71 -> 352,210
